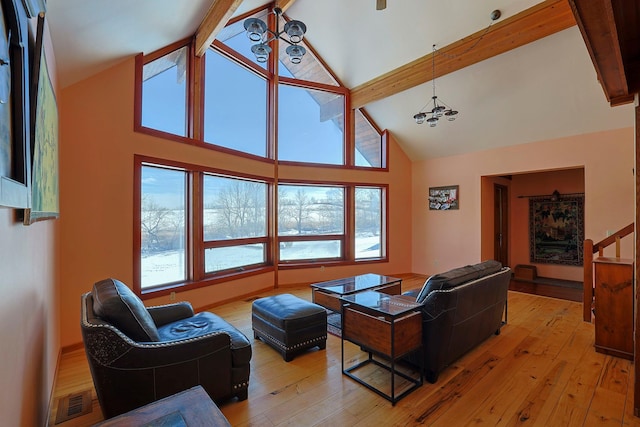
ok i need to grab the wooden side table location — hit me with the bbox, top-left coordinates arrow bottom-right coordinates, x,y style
94,386 -> 231,426
340,291 -> 423,405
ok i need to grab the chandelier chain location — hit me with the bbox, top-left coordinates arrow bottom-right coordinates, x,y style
431,44 -> 436,96
433,16 -> 497,59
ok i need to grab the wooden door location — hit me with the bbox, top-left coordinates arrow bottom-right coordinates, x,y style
494,184 -> 509,265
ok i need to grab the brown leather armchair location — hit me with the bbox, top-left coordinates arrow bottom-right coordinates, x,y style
81,278 -> 251,418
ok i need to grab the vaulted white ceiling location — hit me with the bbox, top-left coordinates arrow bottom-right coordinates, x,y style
46,0 -> 633,161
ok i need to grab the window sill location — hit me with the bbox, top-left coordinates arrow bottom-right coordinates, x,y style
138,265 -> 275,300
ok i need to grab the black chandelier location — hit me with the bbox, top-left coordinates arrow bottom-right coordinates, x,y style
413,44 -> 458,127
243,7 -> 307,64
412,10 -> 502,128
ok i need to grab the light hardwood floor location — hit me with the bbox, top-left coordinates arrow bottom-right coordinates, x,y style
49,275 -> 640,426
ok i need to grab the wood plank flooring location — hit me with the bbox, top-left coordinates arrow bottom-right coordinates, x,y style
48,274 -> 640,426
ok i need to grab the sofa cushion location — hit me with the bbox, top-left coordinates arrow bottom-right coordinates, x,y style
415,260 -> 502,303
92,278 -> 160,342
157,311 -> 252,366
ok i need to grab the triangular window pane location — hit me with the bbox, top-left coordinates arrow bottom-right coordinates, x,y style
276,15 -> 338,86
142,46 -> 188,136
355,109 -> 383,168
216,10 -> 269,70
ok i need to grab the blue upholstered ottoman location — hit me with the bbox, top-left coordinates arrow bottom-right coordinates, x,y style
252,294 -> 327,361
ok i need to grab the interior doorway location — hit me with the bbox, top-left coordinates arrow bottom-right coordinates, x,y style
493,184 -> 509,266
481,168 -> 586,285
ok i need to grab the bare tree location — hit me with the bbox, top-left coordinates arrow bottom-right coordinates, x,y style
356,188 -> 381,234
216,180 -> 265,238
280,187 -> 314,234
317,188 -> 344,233
141,196 -> 173,252
293,188 -> 314,234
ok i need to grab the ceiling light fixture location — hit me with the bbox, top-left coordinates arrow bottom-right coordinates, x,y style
243,7 -> 307,64
413,44 -> 458,127
412,10 -> 502,128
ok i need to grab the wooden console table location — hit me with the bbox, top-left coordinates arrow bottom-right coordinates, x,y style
593,257 -> 633,360
94,386 -> 230,426
340,290 -> 422,405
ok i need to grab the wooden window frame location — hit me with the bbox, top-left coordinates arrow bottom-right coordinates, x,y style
276,179 -> 389,268
277,182 -> 347,265
134,157 -> 389,297
133,5 -> 388,170
201,173 -> 271,276
133,155 -> 275,299
132,5 -> 392,297
354,185 -> 387,260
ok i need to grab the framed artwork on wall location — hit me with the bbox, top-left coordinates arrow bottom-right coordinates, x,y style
0,0 -> 31,209
529,194 -> 584,266
428,185 -> 459,210
23,13 -> 58,224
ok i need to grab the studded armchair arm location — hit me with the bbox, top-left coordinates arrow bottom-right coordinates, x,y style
146,301 -> 195,327
83,325 -> 232,368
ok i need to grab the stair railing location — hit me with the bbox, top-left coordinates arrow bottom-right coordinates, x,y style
583,223 -> 634,321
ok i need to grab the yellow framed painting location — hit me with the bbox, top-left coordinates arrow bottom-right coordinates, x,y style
23,14 -> 58,224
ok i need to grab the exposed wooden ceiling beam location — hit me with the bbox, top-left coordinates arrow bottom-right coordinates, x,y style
195,0 -> 244,57
276,0 -> 298,12
569,0 -> 639,106
350,0 -> 576,109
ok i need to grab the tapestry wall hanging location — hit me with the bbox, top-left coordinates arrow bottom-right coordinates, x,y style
529,194 -> 584,266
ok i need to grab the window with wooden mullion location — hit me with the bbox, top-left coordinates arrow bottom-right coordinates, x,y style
202,173 -> 269,275
203,46 -> 269,158
355,186 -> 385,259
140,42 -> 191,138
277,183 -> 346,262
277,83 -> 346,165
135,157 -> 272,295
138,162 -> 189,291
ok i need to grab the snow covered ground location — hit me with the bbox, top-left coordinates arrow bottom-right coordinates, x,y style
141,236 -> 381,288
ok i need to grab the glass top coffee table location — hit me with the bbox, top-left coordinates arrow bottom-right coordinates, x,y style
310,273 -> 402,313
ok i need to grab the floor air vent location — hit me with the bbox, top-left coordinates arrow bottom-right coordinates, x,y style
54,390 -> 92,424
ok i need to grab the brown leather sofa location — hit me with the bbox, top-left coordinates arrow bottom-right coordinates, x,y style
80,278 -> 251,418
403,260 -> 510,383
